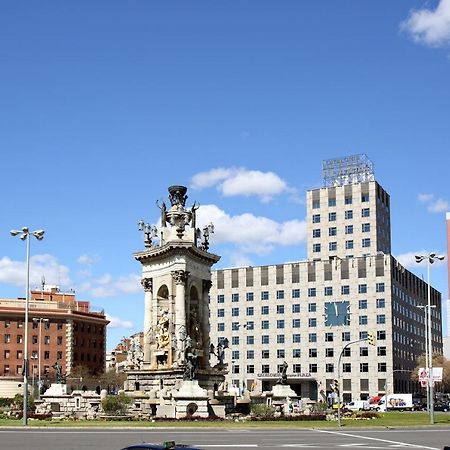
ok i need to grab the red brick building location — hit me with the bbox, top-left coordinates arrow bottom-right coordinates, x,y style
0,286 -> 109,384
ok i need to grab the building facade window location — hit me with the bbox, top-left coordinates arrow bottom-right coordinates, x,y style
362,238 -> 371,248
341,285 -> 350,295
360,363 -> 369,372
377,314 -> 386,324
342,332 -> 351,341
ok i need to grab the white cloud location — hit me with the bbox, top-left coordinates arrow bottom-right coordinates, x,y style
401,0 -> 450,47
197,204 -> 307,255
418,193 -> 434,203
229,253 -> 254,268
79,273 -> 141,298
395,251 -> 447,269
0,254 -> 71,289
417,192 -> 449,213
190,167 -> 289,202
106,314 -> 134,329
77,254 -> 100,265
190,168 -> 235,189
428,198 -> 449,212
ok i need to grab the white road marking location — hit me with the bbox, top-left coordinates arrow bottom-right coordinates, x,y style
314,429 -> 440,450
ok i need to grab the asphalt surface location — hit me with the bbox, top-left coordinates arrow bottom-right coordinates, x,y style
1,427 -> 450,450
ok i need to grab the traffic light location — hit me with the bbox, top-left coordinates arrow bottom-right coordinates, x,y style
330,379 -> 339,393
368,332 -> 376,346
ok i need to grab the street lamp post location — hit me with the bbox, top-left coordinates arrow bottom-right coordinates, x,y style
10,227 -> 45,426
238,323 -> 248,396
415,253 -> 445,425
32,317 -> 49,400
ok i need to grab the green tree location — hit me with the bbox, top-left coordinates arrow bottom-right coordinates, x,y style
101,393 -> 132,416
12,394 -> 35,412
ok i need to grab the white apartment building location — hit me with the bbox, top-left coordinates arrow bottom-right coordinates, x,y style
209,155 -> 443,402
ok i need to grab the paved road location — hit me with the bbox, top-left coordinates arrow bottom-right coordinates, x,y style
1,427 -> 450,449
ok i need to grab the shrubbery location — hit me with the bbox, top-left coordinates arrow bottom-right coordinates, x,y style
101,393 -> 132,416
250,403 -> 276,419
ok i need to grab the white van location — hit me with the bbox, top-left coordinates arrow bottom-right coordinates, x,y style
346,400 -> 370,411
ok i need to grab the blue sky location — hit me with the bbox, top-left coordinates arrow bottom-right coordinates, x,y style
1,1 -> 449,350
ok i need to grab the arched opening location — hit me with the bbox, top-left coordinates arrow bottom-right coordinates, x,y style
157,285 -> 169,300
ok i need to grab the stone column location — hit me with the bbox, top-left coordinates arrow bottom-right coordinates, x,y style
141,277 -> 153,364
202,279 -> 212,368
172,270 -> 189,365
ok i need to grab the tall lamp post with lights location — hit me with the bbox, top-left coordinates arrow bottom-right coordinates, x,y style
32,317 -> 49,400
10,227 -> 45,425
415,252 -> 445,425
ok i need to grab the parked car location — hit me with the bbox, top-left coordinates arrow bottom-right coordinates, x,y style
121,442 -> 202,450
434,402 -> 450,412
346,400 -> 370,411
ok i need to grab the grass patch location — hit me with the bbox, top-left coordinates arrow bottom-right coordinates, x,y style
1,412 -> 450,428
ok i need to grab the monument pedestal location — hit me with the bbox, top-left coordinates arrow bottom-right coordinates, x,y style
270,383 -> 298,413
172,380 -> 209,419
43,383 -> 68,396
271,383 -> 297,398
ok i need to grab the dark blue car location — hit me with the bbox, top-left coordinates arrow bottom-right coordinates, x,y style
121,442 -> 202,450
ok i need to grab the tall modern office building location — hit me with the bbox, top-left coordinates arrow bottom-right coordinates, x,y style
445,213 -> 450,359
209,155 -> 443,403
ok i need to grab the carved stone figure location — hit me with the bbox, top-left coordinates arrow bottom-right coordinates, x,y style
189,308 -> 203,349
189,202 -> 199,229
155,310 -> 170,350
156,200 -> 168,226
141,277 -> 153,292
276,361 -> 288,385
183,336 -> 198,380
51,361 -> 65,383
